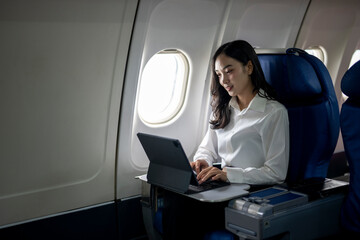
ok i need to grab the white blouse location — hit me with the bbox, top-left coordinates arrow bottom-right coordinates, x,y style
193,93 -> 289,185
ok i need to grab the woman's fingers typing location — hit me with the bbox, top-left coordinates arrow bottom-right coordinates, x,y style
191,160 -> 229,184
197,167 -> 227,184
191,160 -> 209,175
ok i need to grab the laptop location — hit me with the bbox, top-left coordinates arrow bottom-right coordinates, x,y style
137,132 -> 230,194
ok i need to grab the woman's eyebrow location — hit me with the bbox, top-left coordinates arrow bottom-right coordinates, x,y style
215,64 -> 232,72
223,64 -> 232,70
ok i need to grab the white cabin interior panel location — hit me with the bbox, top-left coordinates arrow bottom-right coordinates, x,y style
0,0 -> 138,226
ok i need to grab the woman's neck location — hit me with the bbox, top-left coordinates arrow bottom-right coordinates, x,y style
236,90 -> 257,110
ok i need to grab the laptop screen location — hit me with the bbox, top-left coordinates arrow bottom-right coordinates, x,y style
137,132 -> 198,193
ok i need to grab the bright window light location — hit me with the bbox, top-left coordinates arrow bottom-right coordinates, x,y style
349,49 -> 360,69
137,50 -> 189,124
343,49 -> 360,100
305,46 -> 327,66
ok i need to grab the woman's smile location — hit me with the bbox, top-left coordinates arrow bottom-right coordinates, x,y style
225,85 -> 233,92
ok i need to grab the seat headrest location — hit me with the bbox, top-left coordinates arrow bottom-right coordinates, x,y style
258,48 -> 325,104
341,60 -> 360,98
285,49 -> 322,99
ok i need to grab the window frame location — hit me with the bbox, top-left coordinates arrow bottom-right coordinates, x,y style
305,45 -> 328,66
137,49 -> 190,125
348,49 -> 360,69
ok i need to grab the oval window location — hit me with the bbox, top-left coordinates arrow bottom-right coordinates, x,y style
305,46 -> 327,66
348,49 -> 360,69
137,49 -> 189,125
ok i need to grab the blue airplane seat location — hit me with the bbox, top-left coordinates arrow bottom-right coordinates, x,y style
258,48 -> 339,184
340,60 -> 360,235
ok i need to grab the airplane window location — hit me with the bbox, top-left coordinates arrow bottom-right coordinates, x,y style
349,49 -> 360,69
305,46 -> 327,66
343,49 -> 360,100
137,49 -> 189,124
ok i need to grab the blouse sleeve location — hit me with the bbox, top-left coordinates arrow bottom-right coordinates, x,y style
193,126 -> 219,167
226,107 -> 290,185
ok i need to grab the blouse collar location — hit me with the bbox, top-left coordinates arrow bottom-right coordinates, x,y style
229,89 -> 267,113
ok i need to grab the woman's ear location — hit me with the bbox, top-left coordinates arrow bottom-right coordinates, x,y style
247,60 -> 253,75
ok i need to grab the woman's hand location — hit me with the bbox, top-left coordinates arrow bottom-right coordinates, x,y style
196,167 -> 228,184
190,160 -> 209,175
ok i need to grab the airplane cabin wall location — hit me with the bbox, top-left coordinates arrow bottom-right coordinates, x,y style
117,0 -> 229,199
0,0 -> 138,227
221,0 -> 310,48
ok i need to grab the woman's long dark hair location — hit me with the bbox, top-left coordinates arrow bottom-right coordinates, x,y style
210,40 -> 276,129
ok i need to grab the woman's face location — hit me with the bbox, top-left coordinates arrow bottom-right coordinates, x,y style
214,53 -> 254,98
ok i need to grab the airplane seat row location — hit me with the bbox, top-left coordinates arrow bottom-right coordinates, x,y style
339,60 -> 360,236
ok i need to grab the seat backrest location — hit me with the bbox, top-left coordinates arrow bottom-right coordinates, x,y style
340,60 -> 360,233
257,48 -> 339,184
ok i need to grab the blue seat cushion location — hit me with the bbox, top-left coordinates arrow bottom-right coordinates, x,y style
341,60 -> 360,98
340,101 -> 360,233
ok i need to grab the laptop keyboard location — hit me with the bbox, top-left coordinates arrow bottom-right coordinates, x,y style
187,180 -> 230,194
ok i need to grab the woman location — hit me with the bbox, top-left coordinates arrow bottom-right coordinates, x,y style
191,39 -> 289,185
162,40 -> 289,239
